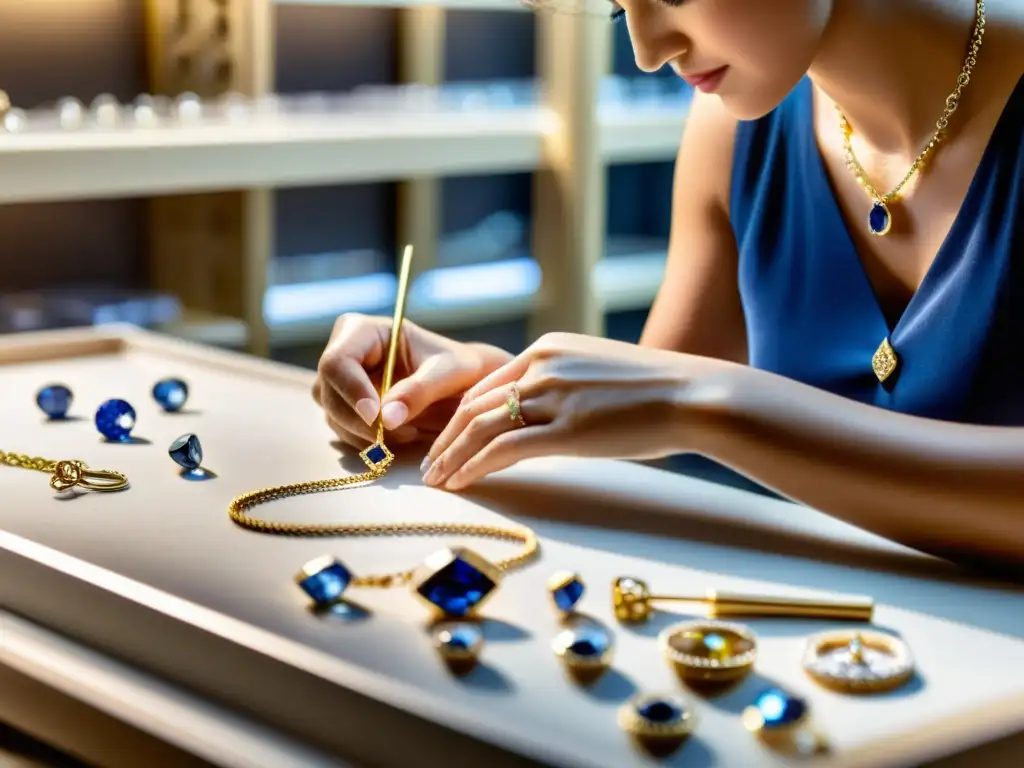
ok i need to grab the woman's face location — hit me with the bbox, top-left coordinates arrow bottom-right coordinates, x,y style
616,0 -> 833,119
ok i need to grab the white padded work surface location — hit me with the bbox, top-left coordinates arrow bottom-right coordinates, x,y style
1,327 -> 1022,768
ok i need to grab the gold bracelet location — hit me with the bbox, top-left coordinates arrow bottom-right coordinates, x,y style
1,449 -> 129,492
227,245 -> 541,619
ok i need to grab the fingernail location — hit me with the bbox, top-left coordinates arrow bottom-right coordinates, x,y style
355,398 -> 378,426
419,455 -> 432,474
381,401 -> 408,430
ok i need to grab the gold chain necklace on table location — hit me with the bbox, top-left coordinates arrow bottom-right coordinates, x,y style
837,0 -> 986,239
226,245 -> 540,616
1,450 -> 129,492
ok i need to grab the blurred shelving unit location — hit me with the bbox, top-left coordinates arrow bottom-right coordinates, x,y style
0,0 -> 687,355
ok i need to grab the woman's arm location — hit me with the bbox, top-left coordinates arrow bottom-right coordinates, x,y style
639,92 -> 748,363
688,364 -> 1024,568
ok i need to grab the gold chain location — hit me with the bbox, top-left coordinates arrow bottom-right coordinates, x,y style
227,421 -> 540,589
838,0 -> 986,204
1,449 -> 130,492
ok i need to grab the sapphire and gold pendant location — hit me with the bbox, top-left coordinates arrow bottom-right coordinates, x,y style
618,692 -> 694,758
659,620 -> 757,697
359,441 -> 394,473
410,546 -> 502,619
868,200 -> 892,236
802,629 -> 915,694
743,688 -> 827,756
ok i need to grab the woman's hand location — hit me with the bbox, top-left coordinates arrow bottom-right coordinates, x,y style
421,332 -> 730,489
313,313 -> 514,449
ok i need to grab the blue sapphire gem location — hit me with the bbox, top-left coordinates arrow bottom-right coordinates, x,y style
95,399 -> 136,442
297,556 -> 352,607
755,688 -> 807,729
549,570 -> 584,612
435,622 -> 483,654
168,433 -> 202,470
638,699 -> 683,724
869,202 -> 891,235
415,549 -> 498,617
36,384 -> 72,419
366,444 -> 387,464
152,378 -> 189,412
554,623 -> 611,659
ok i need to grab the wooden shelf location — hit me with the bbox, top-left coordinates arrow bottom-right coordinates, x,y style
0,104 -> 686,205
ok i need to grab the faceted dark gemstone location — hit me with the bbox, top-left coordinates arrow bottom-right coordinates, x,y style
437,622 -> 483,652
552,576 -> 584,611
639,700 -> 682,724
168,433 -> 203,470
95,399 -> 136,442
36,384 -> 72,419
152,378 -> 189,412
366,444 -> 387,464
869,202 -> 890,234
299,560 -> 352,605
755,689 -> 807,729
416,555 -> 496,616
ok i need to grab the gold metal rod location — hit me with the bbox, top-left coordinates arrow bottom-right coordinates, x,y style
648,591 -> 874,622
381,244 -> 415,399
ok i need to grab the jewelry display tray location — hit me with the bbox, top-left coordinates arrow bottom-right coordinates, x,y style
1,325 -> 1023,768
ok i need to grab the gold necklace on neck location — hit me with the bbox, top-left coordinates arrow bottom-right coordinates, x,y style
836,0 -> 986,238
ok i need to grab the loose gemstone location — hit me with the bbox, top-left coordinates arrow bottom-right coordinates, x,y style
551,573 -> 584,612
168,433 -> 202,470
152,378 -> 189,411
95,399 -> 136,441
553,623 -> 611,659
365,444 -> 387,464
638,699 -> 682,724
754,689 -> 807,729
416,554 -> 496,617
299,559 -> 352,605
435,622 -> 483,654
869,202 -> 890,234
671,628 -> 754,661
36,384 -> 72,419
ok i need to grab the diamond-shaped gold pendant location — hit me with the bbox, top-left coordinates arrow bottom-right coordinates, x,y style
359,441 -> 394,473
871,338 -> 899,383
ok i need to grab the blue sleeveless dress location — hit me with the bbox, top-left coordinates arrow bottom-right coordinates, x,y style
730,75 -> 1024,426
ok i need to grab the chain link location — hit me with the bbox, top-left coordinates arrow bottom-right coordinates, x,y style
838,0 -> 986,203
0,449 -> 58,473
227,451 -> 541,589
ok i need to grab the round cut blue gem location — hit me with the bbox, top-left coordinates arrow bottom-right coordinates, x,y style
552,576 -> 584,612
565,624 -> 610,657
95,399 -> 136,442
755,688 -> 807,729
869,202 -> 890,234
169,433 -> 203,470
417,555 -> 496,617
438,622 -> 483,651
638,700 -> 682,724
299,559 -> 352,606
152,378 -> 189,412
36,384 -> 72,419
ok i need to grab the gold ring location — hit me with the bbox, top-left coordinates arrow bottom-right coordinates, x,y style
801,629 -> 915,694
658,619 -> 757,697
505,383 -> 526,426
50,460 -> 129,492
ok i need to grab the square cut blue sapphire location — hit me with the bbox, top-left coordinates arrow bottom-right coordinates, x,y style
416,555 -> 497,617
552,577 -> 584,612
299,560 -> 352,606
366,444 -> 387,464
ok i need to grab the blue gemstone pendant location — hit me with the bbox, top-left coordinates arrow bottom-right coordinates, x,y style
296,555 -> 353,608
36,384 -> 73,420
410,546 -> 502,618
169,433 -> 203,471
95,399 -> 136,442
618,692 -> 694,757
868,201 -> 892,236
359,441 -> 394,472
743,688 -> 826,755
153,378 -> 189,412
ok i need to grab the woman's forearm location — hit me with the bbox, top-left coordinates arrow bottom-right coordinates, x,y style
685,365 -> 1024,567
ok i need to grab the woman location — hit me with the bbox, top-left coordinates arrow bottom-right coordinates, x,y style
313,0 -> 1024,568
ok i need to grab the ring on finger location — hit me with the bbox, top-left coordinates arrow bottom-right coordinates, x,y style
505,383 -> 527,427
